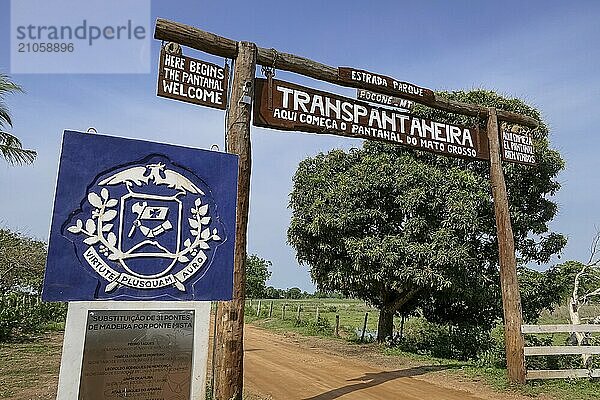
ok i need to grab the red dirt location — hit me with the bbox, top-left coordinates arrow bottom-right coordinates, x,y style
243,325 -> 542,400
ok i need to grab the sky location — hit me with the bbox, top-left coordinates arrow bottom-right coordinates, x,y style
0,0 -> 599,292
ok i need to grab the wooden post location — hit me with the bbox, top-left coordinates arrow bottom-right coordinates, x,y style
269,301 -> 273,317
214,41 -> 256,400
282,304 -> 286,320
487,107 -> 526,384
315,306 -> 320,323
361,312 -> 368,342
335,314 -> 340,337
399,314 -> 405,341
296,305 -> 301,322
256,300 -> 262,317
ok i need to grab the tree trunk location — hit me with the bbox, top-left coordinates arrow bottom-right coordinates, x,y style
569,296 -> 591,367
569,265 -> 590,367
377,308 -> 394,342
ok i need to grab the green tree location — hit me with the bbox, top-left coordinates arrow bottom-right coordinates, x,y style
285,287 -> 302,299
0,74 -> 35,165
245,254 -> 272,299
288,90 -> 565,341
0,228 -> 47,293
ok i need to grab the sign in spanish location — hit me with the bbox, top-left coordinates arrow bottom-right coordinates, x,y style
157,48 -> 228,110
253,78 -> 490,161
79,309 -> 194,400
501,130 -> 536,166
338,67 -> 435,102
43,131 -> 239,301
356,89 -> 414,111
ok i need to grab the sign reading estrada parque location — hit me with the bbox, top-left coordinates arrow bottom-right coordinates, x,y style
338,67 -> 436,101
254,78 -> 491,161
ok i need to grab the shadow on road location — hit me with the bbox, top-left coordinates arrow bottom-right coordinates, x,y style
301,365 -> 453,400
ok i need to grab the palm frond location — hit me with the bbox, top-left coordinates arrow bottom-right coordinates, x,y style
0,131 -> 36,165
0,74 -> 23,129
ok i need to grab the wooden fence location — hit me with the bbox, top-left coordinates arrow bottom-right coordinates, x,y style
522,324 -> 600,379
245,300 -> 372,341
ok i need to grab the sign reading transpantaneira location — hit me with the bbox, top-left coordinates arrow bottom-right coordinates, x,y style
157,47 -> 229,110
501,130 -> 536,166
338,67 -> 435,102
253,78 -> 490,161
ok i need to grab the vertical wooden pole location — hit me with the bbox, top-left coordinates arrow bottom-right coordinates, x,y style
296,305 -> 301,322
269,301 -> 273,317
282,304 -> 286,320
335,314 -> 340,337
361,312 -> 368,342
315,306 -> 320,323
214,41 -> 256,400
256,300 -> 262,317
487,107 -> 526,384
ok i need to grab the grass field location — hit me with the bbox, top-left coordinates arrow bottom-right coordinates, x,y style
245,298 -> 384,337
0,332 -> 62,400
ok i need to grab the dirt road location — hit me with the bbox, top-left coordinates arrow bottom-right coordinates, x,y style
243,325 -> 500,400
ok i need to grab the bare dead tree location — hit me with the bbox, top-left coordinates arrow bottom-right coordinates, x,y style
569,231 -> 600,367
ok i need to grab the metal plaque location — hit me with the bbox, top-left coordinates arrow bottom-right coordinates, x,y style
253,78 -> 490,161
157,47 -> 229,110
79,309 -> 194,400
43,131 -> 238,301
501,130 -> 536,166
338,67 -> 435,102
356,89 -> 414,112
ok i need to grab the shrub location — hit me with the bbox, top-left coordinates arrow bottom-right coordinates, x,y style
0,293 -> 67,341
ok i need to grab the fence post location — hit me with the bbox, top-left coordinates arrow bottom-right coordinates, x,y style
315,306 -> 319,323
335,314 -> 340,337
282,304 -> 286,320
256,300 -> 262,317
361,312 -> 368,342
296,305 -> 301,322
269,301 -> 273,317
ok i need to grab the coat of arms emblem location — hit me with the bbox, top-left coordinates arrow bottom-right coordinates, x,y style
65,156 -> 225,294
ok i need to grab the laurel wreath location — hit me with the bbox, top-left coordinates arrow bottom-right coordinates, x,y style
67,188 -> 221,264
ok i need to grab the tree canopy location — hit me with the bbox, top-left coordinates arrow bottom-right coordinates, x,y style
288,89 -> 565,341
245,254 -> 272,299
0,228 -> 47,293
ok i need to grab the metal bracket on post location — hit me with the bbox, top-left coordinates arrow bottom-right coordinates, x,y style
164,41 -> 182,55
239,81 -> 253,105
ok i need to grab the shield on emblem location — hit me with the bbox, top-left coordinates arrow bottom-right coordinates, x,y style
118,193 -> 183,277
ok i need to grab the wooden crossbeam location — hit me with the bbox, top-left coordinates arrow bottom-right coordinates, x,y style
154,18 -> 539,128
526,369 -> 600,380
522,324 -> 600,333
525,346 -> 600,356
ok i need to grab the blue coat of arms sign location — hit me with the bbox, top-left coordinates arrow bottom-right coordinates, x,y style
43,131 -> 238,301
